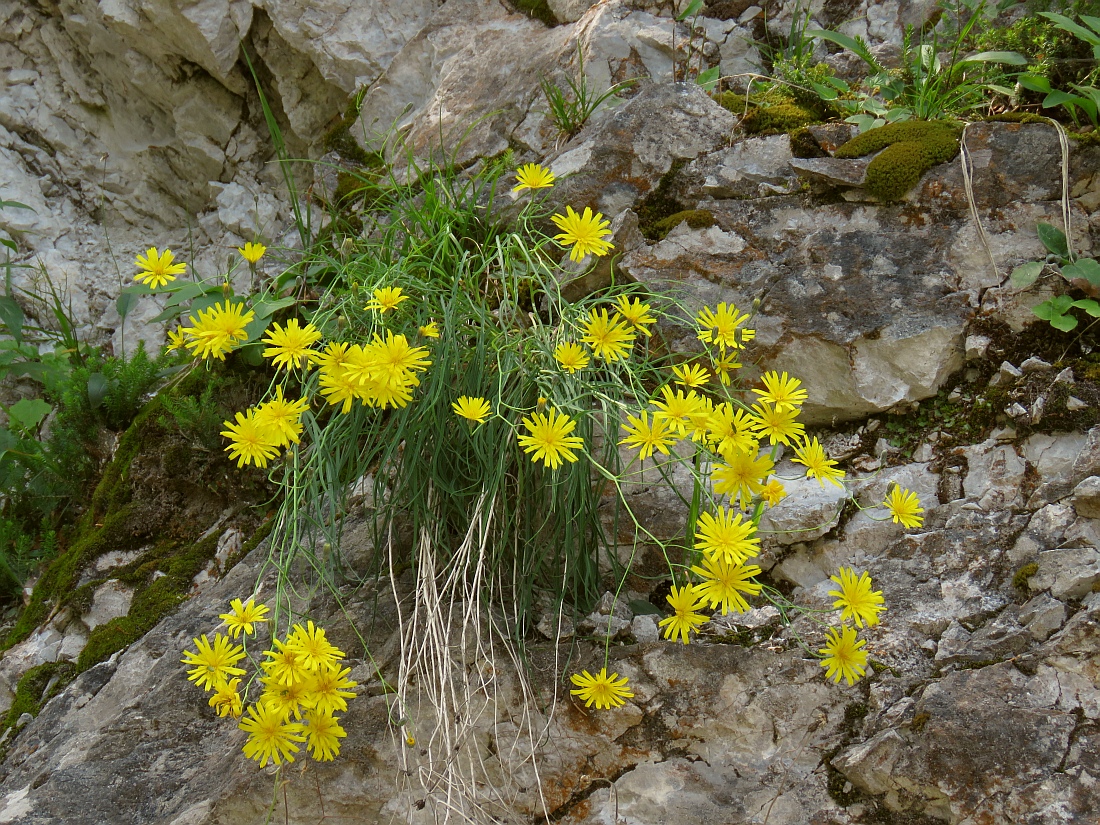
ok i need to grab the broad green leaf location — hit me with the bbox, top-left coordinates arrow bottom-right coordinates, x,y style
1074,298 -> 1100,316
696,65 -> 721,92
1010,261 -> 1044,288
8,398 -> 51,432
1018,74 -> 1053,94
242,314 -> 273,345
250,295 -> 297,320
1044,89 -> 1082,108
116,290 -> 137,320
235,342 -> 266,366
1039,11 -> 1100,46
163,281 -> 210,307
0,238 -> 15,252
1036,222 -> 1070,258
962,50 -> 1028,65
1062,257 -> 1100,287
86,373 -> 109,410
0,295 -> 24,342
1051,311 -> 1079,331
628,599 -> 663,616
120,282 -> 157,297
811,81 -> 839,101
150,305 -> 185,324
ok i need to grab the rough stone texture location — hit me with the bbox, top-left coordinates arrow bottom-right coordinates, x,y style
1074,476 -> 1100,519
82,580 -> 135,632
1032,547 -> 1100,600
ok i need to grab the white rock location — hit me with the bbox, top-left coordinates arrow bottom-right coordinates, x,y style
758,472 -> 847,546
1073,476 -> 1100,519
1019,594 -> 1066,641
630,614 -> 660,644
1022,432 -> 1088,482
83,581 -> 134,631
1030,547 -> 1100,600
964,333 -> 990,360
961,439 -> 1025,511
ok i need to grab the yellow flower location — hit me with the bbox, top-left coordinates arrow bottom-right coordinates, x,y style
580,309 -> 635,362
517,407 -> 585,469
551,205 -> 614,262
651,386 -> 705,438
419,321 -> 440,338
314,341 -> 352,373
614,295 -> 656,336
134,246 -> 186,289
221,409 -> 280,469
672,363 -> 710,388
711,350 -> 742,385
318,362 -> 361,414
239,702 -> 305,767
697,302 -> 752,349
288,620 -> 345,671
690,557 -> 762,615
453,395 -> 492,424
760,478 -> 786,507
750,401 -> 805,446
303,709 -> 347,761
658,584 -> 709,644
181,633 -> 246,692
219,597 -> 270,638
828,567 -> 886,628
262,318 -> 322,370
308,665 -> 358,716
262,637 -> 310,687
693,506 -> 761,566
238,241 -> 267,264
208,677 -> 243,718
752,370 -> 808,413
884,486 -> 924,528
364,286 -> 409,313
554,341 -> 590,373
254,387 -> 308,448
792,436 -> 845,488
165,326 -> 188,355
707,403 -> 758,456
184,300 -> 255,361
260,674 -> 316,721
512,162 -> 556,192
570,668 -> 634,710
619,409 -> 676,461
819,625 -> 868,686
712,447 -> 774,509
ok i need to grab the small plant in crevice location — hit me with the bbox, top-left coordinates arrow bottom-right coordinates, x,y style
540,47 -> 637,142
1011,221 -> 1100,331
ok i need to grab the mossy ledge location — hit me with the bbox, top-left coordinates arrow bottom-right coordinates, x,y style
833,120 -> 963,201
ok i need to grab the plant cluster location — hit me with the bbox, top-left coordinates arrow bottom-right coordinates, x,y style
1011,221 -> 1100,331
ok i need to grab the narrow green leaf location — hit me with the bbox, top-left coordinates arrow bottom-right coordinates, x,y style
676,0 -> 704,21
116,290 -> 137,320
963,50 -> 1028,65
87,373 -> 109,410
1010,261 -> 1043,288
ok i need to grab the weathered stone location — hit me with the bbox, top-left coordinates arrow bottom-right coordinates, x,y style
82,580 -> 135,632
1019,594 -> 1067,642
789,155 -> 870,187
960,439 -> 1026,511
1073,475 -> 1100,519
964,333 -> 990,360
629,613 -> 660,643
680,135 -> 801,200
1031,547 -> 1100,600
759,470 -> 847,547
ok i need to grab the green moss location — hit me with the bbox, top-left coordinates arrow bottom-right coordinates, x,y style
713,90 -> 749,117
1069,130 -> 1100,147
740,102 -> 821,136
984,112 -> 1050,124
1013,562 -> 1039,591
790,126 -> 827,158
833,120 -> 962,201
911,710 -> 931,732
321,92 -> 385,168
635,158 -> 689,241
651,209 -> 715,240
1,661 -> 73,733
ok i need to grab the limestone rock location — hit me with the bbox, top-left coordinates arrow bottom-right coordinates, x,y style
1074,476 -> 1100,519
1031,547 -> 1100,600
960,438 -> 1026,511
680,135 -> 801,200
82,580 -> 135,631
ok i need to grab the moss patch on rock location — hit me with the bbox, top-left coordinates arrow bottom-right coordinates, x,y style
740,102 -> 822,135
790,126 -> 828,158
635,158 -> 690,241
834,120 -> 962,201
651,209 -> 715,240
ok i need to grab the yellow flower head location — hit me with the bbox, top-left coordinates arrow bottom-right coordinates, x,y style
672,363 -> 710,389
365,286 -> 409,313
517,407 -> 585,469
181,633 -> 246,692
303,709 -> 347,761
512,162 -> 556,193
307,665 -> 358,717
262,318 -> 322,370
619,409 -> 676,461
694,506 -> 761,566
453,395 -> 492,425
208,677 -> 244,718
707,403 -> 758,457
254,387 -> 309,448
184,300 -> 255,361
219,597 -> 270,638
238,242 -> 267,264
288,620 -> 345,671
570,667 -> 634,710
712,447 -> 774,509
697,302 -> 752,350
551,205 -> 614,262
419,321 -> 440,338
884,486 -> 924,528
690,557 -> 763,615
134,246 -> 186,289
614,295 -> 656,336
711,350 -> 742,385
239,702 -> 305,767
792,436 -> 845,488
750,401 -> 805,447
760,477 -> 786,507
828,567 -> 886,628
753,370 -> 808,413
221,408 -> 280,469
651,386 -> 705,438
166,326 -> 188,355
658,583 -> 709,644
554,341 -> 590,373
819,625 -> 868,686
580,309 -> 635,362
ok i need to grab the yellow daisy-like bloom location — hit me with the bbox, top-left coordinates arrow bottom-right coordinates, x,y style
308,665 -> 358,716
318,364 -> 362,415
884,486 -> 924,528
694,506 -> 761,566
753,370 -> 808,412
134,246 -> 186,289
672,363 -> 710,388
697,302 -> 752,349
221,409 -> 280,469
419,321 -> 440,338
651,386 -> 705,437
288,620 -> 345,672
364,286 -> 409,313
712,447 -> 774,509
453,395 -> 492,424
184,300 -> 255,361
750,401 -> 805,447
262,318 -> 322,370
554,341 -> 590,373
260,674 -> 316,721
658,583 -> 709,644
254,387 -> 309,448
760,478 -> 787,507
517,407 -> 585,469
819,625 -> 868,686
551,205 -> 614,262
303,709 -> 347,761
707,404 -> 758,457
512,162 -> 556,193
314,341 -> 352,373
238,242 -> 267,264
711,350 -> 742,385
828,567 -> 886,628
239,702 -> 306,767
166,326 -> 188,355
262,636 -> 310,687
367,332 -> 432,389
570,667 -> 634,710
208,677 -> 244,718
580,309 -> 635,362
181,633 -> 246,692
619,409 -> 676,461
690,557 -> 763,615
792,436 -> 845,488
219,597 -> 270,638
614,295 -> 656,336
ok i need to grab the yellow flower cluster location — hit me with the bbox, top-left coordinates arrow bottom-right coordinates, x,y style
818,568 -> 888,686
181,599 -> 356,766
221,388 -> 308,469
